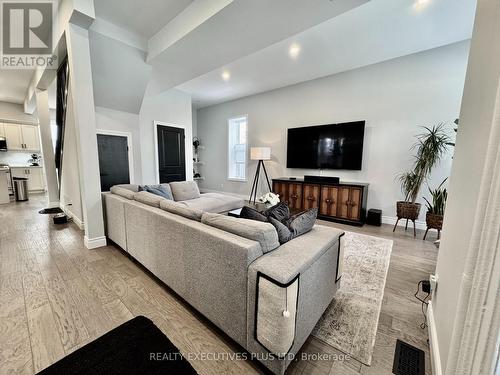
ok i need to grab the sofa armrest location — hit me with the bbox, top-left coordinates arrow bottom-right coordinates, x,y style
249,225 -> 344,284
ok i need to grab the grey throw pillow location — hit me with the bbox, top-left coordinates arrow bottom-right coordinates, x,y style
138,184 -> 173,200
268,208 -> 318,244
265,201 -> 290,222
269,217 -> 292,244
240,206 -> 268,222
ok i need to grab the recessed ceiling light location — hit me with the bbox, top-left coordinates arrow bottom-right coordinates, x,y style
221,70 -> 231,81
289,43 -> 301,59
414,0 -> 430,10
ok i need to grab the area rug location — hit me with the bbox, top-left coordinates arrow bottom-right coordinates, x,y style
37,316 -> 197,375
311,231 -> 393,366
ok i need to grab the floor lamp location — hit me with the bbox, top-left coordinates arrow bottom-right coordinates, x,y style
249,147 -> 272,203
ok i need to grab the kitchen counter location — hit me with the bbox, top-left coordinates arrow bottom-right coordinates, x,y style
9,165 -> 43,168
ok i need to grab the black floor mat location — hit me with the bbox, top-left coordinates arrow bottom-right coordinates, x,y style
39,207 -> 63,214
393,339 -> 425,375
37,316 -> 198,375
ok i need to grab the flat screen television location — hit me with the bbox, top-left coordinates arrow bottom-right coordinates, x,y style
286,121 -> 365,170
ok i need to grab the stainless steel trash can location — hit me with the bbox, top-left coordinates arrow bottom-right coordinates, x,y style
13,177 -> 29,201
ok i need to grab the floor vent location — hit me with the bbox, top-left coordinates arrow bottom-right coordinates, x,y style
392,339 -> 425,375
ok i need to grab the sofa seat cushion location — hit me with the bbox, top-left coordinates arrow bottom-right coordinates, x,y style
202,213 -> 279,253
133,191 -> 166,208
182,193 -> 244,213
110,186 -> 135,199
170,181 -> 201,201
160,200 -> 203,222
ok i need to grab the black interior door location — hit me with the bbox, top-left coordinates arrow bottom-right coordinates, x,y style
157,125 -> 185,182
97,134 -> 130,192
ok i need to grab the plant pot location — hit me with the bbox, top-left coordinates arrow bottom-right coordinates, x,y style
426,212 -> 443,230
396,201 -> 421,220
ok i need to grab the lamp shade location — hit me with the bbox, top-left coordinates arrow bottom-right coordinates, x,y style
250,147 -> 271,161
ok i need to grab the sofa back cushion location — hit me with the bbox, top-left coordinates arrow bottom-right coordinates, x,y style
201,213 -> 279,253
110,186 -> 135,199
170,181 -> 200,201
114,184 -> 139,192
160,199 -> 203,222
139,184 -> 173,200
133,191 -> 165,208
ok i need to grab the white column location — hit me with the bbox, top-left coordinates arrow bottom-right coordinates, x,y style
65,23 -> 106,249
35,89 -> 59,207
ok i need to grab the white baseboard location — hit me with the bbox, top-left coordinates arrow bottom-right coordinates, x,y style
84,236 -> 107,249
428,301 -> 443,375
382,215 -> 427,230
60,204 -> 85,230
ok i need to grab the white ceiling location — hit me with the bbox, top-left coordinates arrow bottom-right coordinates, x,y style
93,0 -> 194,38
178,0 -> 476,108
0,69 -> 35,104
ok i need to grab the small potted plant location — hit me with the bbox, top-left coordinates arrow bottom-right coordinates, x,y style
395,124 -> 451,236
423,179 -> 448,240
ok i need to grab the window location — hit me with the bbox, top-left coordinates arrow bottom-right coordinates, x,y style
228,116 -> 247,181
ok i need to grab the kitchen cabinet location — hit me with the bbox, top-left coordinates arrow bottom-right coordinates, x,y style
2,123 -> 40,151
10,167 -> 45,192
21,125 -> 40,151
4,123 -> 23,150
0,123 -> 5,137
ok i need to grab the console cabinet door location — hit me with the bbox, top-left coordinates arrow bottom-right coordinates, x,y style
273,181 -> 288,203
320,186 -> 338,216
303,184 -> 320,210
348,187 -> 362,220
287,183 -> 303,210
338,186 -> 351,219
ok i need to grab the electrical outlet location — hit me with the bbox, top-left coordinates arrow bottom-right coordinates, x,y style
430,274 -> 438,293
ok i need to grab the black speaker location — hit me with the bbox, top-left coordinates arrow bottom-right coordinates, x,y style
366,209 -> 382,226
304,175 -> 340,184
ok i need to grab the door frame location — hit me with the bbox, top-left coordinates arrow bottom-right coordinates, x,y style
153,121 -> 186,184
96,129 -> 135,184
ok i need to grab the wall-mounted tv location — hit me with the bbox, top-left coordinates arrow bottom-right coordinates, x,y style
287,121 -> 365,170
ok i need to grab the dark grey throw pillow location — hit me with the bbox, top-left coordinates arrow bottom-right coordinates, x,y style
289,208 -> 318,237
240,206 -> 268,222
268,208 -> 318,244
269,217 -> 292,244
265,201 -> 290,222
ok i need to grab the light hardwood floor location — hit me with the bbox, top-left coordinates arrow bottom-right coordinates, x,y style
0,195 -> 437,374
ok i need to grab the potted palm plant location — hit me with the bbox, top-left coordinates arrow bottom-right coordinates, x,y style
423,179 -> 448,240
394,124 -> 451,236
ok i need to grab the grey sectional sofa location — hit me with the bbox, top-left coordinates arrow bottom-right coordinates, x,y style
102,182 -> 344,374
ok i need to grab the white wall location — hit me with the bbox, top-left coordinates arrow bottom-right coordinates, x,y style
197,41 -> 469,223
139,88 -> 193,184
0,101 -> 37,123
95,106 -> 142,183
431,0 -> 500,372
59,88 -> 83,226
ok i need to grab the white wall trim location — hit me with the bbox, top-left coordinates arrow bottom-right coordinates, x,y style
427,301 -> 443,375
153,121 -> 187,184
96,129 -> 135,184
84,235 -> 107,249
60,203 -> 85,230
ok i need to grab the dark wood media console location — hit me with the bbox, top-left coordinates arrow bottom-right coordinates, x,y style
272,177 -> 369,226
